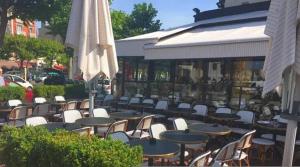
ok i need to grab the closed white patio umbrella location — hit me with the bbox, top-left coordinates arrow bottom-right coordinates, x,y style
263,0 -> 300,166
65,0 -> 118,115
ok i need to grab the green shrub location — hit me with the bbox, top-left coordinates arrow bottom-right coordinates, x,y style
0,126 -> 143,167
33,85 -> 65,99
0,86 -> 25,102
64,84 -> 88,99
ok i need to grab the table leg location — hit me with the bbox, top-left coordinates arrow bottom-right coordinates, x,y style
148,157 -> 154,166
180,144 -> 185,166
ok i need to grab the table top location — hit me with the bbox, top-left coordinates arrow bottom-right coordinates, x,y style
160,130 -> 209,144
110,111 -> 146,120
255,120 -> 286,131
39,122 -> 82,132
189,123 -> 231,136
75,117 -> 115,127
128,139 -> 180,158
209,113 -> 241,121
167,108 -> 196,114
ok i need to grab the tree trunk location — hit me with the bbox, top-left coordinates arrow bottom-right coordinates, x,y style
0,3 -> 9,47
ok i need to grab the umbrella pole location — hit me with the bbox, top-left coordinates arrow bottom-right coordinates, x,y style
282,71 -> 299,166
89,78 -> 97,117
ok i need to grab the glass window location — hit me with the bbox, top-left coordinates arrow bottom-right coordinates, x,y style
152,61 -> 171,81
16,24 -> 23,35
124,59 -> 136,81
137,60 -> 148,81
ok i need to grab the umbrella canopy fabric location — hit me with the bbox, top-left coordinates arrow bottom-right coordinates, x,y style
263,0 -> 300,95
65,0 -> 118,81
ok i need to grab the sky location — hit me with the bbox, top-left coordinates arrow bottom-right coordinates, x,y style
111,0 -> 219,29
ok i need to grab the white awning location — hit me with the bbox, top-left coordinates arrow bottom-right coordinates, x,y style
144,21 -> 269,60
116,11 -> 269,57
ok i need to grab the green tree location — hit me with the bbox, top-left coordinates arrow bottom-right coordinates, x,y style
0,0 -> 61,47
111,10 -> 130,39
128,3 -> 161,36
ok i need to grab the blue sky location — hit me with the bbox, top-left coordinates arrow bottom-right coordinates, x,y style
111,0 -> 219,29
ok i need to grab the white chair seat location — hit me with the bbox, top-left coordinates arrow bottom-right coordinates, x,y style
126,130 -> 150,138
230,127 -> 251,135
233,150 -> 248,160
252,138 -> 275,145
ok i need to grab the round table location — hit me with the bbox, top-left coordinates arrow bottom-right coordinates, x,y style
39,122 -> 82,132
160,130 -> 209,166
209,113 -> 241,121
110,111 -> 146,120
75,117 -> 115,133
128,139 -> 180,166
255,120 -> 286,141
189,123 -> 231,136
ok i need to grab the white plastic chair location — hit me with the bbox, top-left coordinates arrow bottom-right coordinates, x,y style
128,97 -> 140,105
63,110 -> 82,123
189,151 -> 211,167
216,107 -> 232,114
8,99 -> 22,107
173,118 -> 188,130
108,131 -> 130,143
150,123 -> 167,139
25,116 -> 48,126
178,103 -> 191,109
192,105 -> 208,116
93,108 -> 109,118
34,97 -> 47,104
126,115 -> 154,138
155,100 -> 168,110
54,96 -> 66,102
236,111 -> 255,124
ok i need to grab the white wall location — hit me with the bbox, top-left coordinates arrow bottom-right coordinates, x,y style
225,0 -> 269,8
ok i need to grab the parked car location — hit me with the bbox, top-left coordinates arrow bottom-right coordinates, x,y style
43,68 -> 66,85
3,74 -> 33,89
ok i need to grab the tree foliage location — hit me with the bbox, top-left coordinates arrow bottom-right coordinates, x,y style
0,0 -> 61,47
46,2 -> 161,41
0,35 -> 68,67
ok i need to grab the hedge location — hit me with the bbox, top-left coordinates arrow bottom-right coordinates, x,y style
0,86 -> 25,102
33,84 -> 88,99
0,126 -> 143,167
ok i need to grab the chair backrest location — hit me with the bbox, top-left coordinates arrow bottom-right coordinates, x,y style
8,99 -> 22,107
273,115 -> 288,124
135,94 -> 143,98
25,116 -> 47,126
216,107 -> 231,114
106,120 -> 128,137
238,130 -> 256,150
93,108 -> 109,118
136,115 -> 154,130
129,97 -> 140,105
104,94 -> 114,101
65,101 -> 77,110
236,111 -> 254,124
63,110 -> 82,123
32,104 -> 51,116
189,151 -> 211,167
119,96 -> 129,102
155,100 -> 168,110
80,99 -> 89,109
9,106 -> 27,120
34,97 -> 47,104
108,131 -> 130,143
54,96 -> 65,102
178,103 -> 191,109
150,123 -> 167,139
193,105 -> 208,116
213,141 -> 239,164
142,99 -> 154,105
173,118 -> 188,130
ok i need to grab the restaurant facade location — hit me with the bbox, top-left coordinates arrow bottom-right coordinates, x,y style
114,1 -> 271,109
